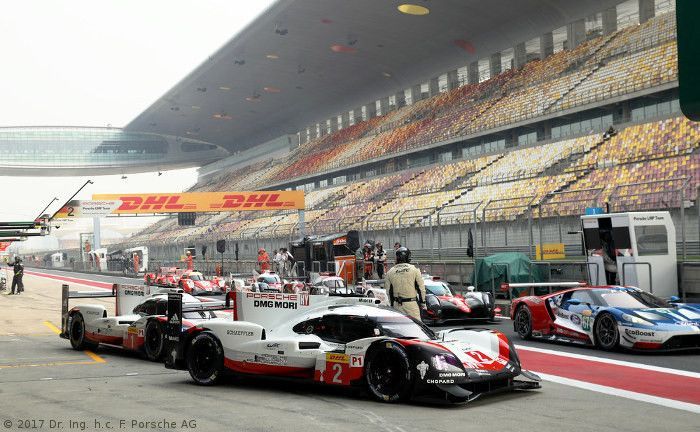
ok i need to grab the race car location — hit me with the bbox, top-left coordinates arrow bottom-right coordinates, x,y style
164,292 -> 540,404
310,274 -> 354,295
511,283 -> 700,351
144,266 -> 181,287
255,271 -> 284,292
354,279 -> 389,304
178,270 -> 225,295
59,284 -> 224,361
421,275 -> 497,325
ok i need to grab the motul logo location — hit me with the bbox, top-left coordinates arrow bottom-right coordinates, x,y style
117,196 -> 194,211
212,193 -> 295,209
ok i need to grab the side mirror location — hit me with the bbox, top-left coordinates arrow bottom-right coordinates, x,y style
565,298 -> 582,306
667,296 -> 681,303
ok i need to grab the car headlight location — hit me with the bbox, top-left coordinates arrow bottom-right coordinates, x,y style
431,353 -> 462,372
621,313 -> 653,326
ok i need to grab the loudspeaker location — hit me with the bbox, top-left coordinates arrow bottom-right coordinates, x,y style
216,240 -> 226,254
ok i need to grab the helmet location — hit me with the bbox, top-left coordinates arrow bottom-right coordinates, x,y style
15,257 -> 22,263
395,247 -> 411,264
258,248 -> 265,253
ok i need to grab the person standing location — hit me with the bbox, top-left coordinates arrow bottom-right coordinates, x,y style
184,251 -> 194,271
7,257 -> 24,295
375,242 -> 387,279
257,248 -> 271,272
384,247 -> 426,321
283,248 -> 296,277
362,243 -> 375,280
273,249 -> 284,275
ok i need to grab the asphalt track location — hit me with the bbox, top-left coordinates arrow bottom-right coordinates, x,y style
0,269 -> 698,431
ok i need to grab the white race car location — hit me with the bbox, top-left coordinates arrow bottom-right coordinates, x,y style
59,284 -> 224,361
164,291 -> 540,404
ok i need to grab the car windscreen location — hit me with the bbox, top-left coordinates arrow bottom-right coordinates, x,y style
189,274 -> 203,281
596,290 -> 669,309
259,275 -> 279,284
375,315 -> 435,340
425,282 -> 452,297
183,311 -> 214,319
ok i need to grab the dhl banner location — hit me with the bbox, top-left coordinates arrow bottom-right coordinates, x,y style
535,243 -> 566,260
92,191 -> 305,214
0,241 -> 13,252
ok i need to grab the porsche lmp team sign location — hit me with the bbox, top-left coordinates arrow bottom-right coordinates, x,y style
91,191 -> 305,214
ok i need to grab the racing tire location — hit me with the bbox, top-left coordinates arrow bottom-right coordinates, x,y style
594,313 -> 620,351
187,332 -> 224,386
514,305 -> 533,340
144,320 -> 165,361
69,314 -> 98,351
364,342 -> 413,403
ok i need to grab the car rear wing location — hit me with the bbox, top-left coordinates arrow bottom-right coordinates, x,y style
501,282 -> 588,297
60,283 -> 188,337
164,292 -> 233,370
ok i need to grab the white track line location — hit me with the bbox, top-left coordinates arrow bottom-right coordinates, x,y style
515,344 -> 700,379
536,372 -> 700,414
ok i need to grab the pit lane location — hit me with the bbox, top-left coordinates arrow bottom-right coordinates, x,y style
0,269 -> 697,431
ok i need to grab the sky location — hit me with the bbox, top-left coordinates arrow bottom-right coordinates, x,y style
0,0 -> 275,251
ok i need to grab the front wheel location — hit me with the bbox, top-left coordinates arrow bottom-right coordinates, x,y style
69,314 -> 98,351
144,320 -> 165,361
514,305 -> 533,339
187,332 -> 224,385
364,342 -> 413,403
594,313 -> 620,351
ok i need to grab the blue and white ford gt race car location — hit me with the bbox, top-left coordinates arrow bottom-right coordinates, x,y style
512,285 -> 700,351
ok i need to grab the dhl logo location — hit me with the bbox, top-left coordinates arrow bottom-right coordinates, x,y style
209,194 -> 296,209
326,353 -> 350,363
117,196 -> 195,211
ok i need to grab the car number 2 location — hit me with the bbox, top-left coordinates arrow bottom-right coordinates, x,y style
328,362 -> 349,385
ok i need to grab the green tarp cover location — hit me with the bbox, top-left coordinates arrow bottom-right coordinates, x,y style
472,252 -> 545,294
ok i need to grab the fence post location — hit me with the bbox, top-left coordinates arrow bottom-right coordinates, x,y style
680,188 -> 686,261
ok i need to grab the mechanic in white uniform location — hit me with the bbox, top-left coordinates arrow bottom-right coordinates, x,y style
384,247 -> 426,321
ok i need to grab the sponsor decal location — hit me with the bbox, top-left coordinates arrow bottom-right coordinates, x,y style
555,309 -> 570,319
332,237 -> 347,246
357,298 -> 377,304
350,355 -> 364,368
93,191 -> 305,213
266,343 -> 281,350
253,300 -> 297,309
85,310 -> 101,316
127,327 -> 138,335
571,314 -> 582,326
438,372 -> 466,378
326,353 -> 349,363
169,314 -> 180,324
346,345 -> 364,351
624,328 -> 655,338
254,354 -> 287,366
300,292 -> 310,306
416,361 -> 429,380
226,330 -> 254,336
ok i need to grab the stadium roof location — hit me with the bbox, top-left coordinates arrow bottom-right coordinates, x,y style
127,0 -> 623,152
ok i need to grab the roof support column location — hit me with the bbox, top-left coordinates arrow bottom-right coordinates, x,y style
540,32 -> 554,59
602,7 -> 618,35
489,52 -> 502,77
566,19 -> 586,49
638,0 -> 655,23
446,70 -> 459,90
379,97 -> 390,115
468,61 -> 479,84
341,112 -> 350,129
513,42 -> 527,69
410,85 -> 422,103
395,91 -> 406,108
429,77 -> 440,97
365,102 -> 377,119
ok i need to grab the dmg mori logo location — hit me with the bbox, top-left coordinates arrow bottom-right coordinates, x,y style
118,196 -> 194,211
212,193 -> 295,209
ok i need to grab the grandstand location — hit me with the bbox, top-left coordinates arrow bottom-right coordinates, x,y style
79,1 -> 697,264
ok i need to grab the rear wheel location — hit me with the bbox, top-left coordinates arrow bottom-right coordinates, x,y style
514,305 -> 533,339
144,320 -> 165,361
69,314 -> 98,351
594,313 -> 619,351
365,342 -> 413,402
187,332 -> 224,385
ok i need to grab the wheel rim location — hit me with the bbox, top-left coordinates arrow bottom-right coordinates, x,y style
515,308 -> 530,336
191,338 -> 218,379
368,350 -> 404,396
146,325 -> 162,356
597,315 -> 617,347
